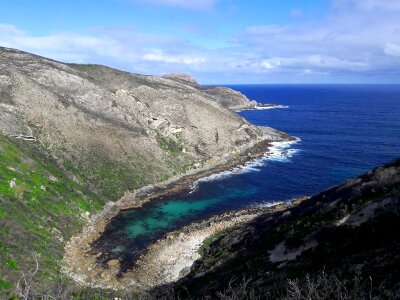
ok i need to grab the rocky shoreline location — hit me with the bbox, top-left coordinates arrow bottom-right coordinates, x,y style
62,133 -> 295,290
130,204 -> 293,288
234,103 -> 289,112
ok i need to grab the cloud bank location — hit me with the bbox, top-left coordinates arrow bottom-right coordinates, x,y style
1,0 -> 399,83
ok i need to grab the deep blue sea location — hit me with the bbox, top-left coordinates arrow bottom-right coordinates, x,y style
93,85 -> 400,268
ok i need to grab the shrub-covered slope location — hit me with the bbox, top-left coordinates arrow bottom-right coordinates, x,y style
177,159 -> 400,298
0,134 -> 102,295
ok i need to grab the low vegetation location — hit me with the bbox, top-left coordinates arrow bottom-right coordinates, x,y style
176,159 -> 400,299
0,135 -> 102,298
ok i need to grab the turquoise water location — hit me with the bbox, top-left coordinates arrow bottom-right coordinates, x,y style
125,187 -> 257,239
92,186 -> 259,270
116,188 -> 257,240
92,84 -> 400,272
125,199 -> 220,239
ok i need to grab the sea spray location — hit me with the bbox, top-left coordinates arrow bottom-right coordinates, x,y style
255,104 -> 289,110
190,137 -> 301,192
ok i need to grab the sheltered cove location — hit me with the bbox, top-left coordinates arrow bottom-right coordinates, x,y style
62,135 -> 297,290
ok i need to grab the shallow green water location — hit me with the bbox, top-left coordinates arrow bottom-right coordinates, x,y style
124,186 -> 257,239
92,186 -> 259,271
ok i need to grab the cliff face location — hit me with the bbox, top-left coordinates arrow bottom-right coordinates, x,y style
0,47 -> 283,201
162,73 -> 259,111
200,86 -> 259,111
177,159 -> 400,298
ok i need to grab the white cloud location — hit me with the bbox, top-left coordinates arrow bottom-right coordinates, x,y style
0,24 -> 24,35
0,23 -> 211,75
333,0 -> 400,11
143,49 -> 205,64
1,0 -> 400,84
261,58 -> 281,70
0,24 -> 125,63
232,0 -> 400,78
384,42 -> 400,57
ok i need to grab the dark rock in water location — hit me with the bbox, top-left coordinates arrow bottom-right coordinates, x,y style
175,159 -> 400,298
179,266 -> 191,278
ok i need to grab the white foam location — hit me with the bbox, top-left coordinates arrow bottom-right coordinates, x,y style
252,195 -> 301,209
252,200 -> 286,209
254,105 -> 289,110
265,138 -> 301,162
190,137 -> 301,192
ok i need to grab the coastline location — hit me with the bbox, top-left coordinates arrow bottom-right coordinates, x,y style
62,133 -> 297,290
113,204 -> 290,289
234,103 -> 289,112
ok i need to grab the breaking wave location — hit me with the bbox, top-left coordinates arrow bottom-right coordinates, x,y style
190,138 -> 301,192
254,105 -> 289,110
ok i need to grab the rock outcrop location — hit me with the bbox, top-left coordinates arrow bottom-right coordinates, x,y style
163,73 -> 280,111
162,73 -> 199,87
200,86 -> 260,111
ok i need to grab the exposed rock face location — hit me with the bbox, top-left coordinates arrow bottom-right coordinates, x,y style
0,47 -> 283,200
163,72 -> 278,111
162,73 -> 199,87
200,86 -> 259,111
176,159 -> 400,298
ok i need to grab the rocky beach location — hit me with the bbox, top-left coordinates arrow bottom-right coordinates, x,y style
61,134 -> 297,290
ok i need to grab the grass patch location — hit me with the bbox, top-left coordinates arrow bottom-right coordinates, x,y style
0,279 -> 12,290
0,134 -> 102,290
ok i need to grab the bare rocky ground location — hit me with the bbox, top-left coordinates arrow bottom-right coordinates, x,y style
131,203 -> 294,288
62,205 -> 267,291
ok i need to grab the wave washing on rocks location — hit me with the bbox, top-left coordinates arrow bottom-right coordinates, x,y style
190,138 -> 301,192
254,104 -> 289,110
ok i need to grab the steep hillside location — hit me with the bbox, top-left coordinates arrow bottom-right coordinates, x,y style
200,86 -> 259,111
176,159 -> 400,298
0,47 -> 289,297
162,73 -> 272,111
0,47 -> 276,202
0,134 -> 101,295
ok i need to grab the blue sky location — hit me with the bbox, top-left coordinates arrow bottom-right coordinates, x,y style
1,0 -> 400,84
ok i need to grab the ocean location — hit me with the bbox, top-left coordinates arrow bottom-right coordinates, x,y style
92,84 -> 400,270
